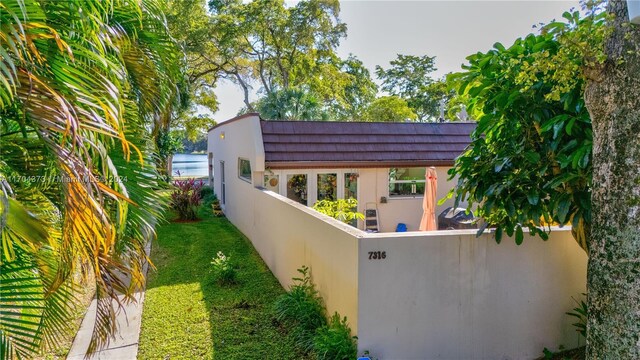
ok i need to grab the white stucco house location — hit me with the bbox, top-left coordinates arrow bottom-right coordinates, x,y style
207,113 -> 475,232
206,113 -> 588,359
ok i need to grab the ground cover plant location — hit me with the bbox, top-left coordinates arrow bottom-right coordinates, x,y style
313,313 -> 357,360
274,266 -> 327,352
275,266 -> 357,360
211,251 -> 238,285
138,206 -> 306,359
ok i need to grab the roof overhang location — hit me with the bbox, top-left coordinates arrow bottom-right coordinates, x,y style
265,160 -> 454,170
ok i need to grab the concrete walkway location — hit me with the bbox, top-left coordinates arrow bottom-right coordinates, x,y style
66,292 -> 145,360
67,242 -> 151,360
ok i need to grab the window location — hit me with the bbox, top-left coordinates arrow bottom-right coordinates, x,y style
238,158 -> 251,182
317,173 -> 337,201
208,153 -> 214,185
344,173 -> 358,200
220,161 -> 226,205
344,173 -> 359,227
389,168 -> 425,197
287,174 -> 307,205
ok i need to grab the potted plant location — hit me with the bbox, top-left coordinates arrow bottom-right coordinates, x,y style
211,196 -> 223,216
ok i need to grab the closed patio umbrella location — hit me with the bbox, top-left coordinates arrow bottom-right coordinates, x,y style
419,167 -> 438,231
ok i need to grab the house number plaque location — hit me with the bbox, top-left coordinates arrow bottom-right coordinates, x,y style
368,251 -> 386,260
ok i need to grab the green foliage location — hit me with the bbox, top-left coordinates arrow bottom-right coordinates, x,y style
376,54 -> 448,121
180,130 -> 208,153
313,198 -> 364,224
175,114 -> 217,142
447,10 -> 605,251
520,3 -> 610,102
332,55 -> 379,120
0,0 -> 182,356
313,313 -> 357,360
211,251 -> 237,285
209,0 -> 349,109
256,88 -> 327,120
566,294 -> 587,338
163,0 -> 220,136
200,186 -> 216,203
157,129 -> 185,160
274,266 -> 327,352
364,96 -> 417,122
170,178 -> 204,220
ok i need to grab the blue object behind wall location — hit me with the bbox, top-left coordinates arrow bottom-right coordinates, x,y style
396,223 -> 407,232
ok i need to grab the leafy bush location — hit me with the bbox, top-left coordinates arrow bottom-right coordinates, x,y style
313,198 -> 364,224
169,178 -> 204,220
274,266 -> 326,351
200,185 -> 214,198
211,251 -> 237,285
313,313 -> 357,360
200,186 -> 217,204
567,294 -> 587,338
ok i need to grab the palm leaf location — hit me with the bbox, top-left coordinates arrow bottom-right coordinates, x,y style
1,0 -> 183,356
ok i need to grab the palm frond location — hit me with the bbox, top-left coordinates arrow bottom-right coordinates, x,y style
1,0 -> 183,356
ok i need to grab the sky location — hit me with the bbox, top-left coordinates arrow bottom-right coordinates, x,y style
212,0 -> 581,122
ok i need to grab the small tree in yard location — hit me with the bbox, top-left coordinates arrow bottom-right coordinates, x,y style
170,178 -> 204,220
447,3 -> 609,252
450,0 -> 640,356
313,198 -> 364,224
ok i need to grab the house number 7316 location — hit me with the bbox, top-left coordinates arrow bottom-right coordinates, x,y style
368,251 -> 386,260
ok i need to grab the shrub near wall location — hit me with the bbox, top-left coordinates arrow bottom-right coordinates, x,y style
170,178 -> 204,220
274,266 -> 357,359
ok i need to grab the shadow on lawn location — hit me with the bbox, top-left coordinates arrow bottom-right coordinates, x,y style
139,206 -> 306,360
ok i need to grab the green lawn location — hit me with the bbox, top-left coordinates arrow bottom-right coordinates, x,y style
138,208 -> 306,359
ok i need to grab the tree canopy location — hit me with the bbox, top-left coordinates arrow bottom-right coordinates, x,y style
447,7 -> 608,252
208,0 -> 350,108
363,96 -> 417,122
376,54 -> 451,121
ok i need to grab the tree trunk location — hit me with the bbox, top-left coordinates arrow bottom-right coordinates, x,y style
583,0 -> 640,358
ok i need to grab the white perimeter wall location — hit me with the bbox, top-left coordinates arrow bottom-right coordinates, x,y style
235,189 -> 361,333
357,229 -> 588,359
215,177 -> 587,359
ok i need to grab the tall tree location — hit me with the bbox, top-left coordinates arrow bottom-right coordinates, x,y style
363,96 -> 417,122
0,0 -> 182,356
583,0 -> 640,357
255,88 -> 327,120
209,0 -> 350,111
331,55 -> 378,120
159,0 -> 219,173
376,54 -> 449,121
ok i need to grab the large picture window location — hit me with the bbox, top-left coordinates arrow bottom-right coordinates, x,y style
317,173 -> 337,201
389,168 -> 425,197
287,174 -> 308,205
238,158 -> 251,182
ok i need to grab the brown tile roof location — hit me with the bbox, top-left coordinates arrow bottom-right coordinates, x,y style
260,120 -> 475,169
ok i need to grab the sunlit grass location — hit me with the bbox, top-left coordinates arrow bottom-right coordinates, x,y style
138,206 -> 306,359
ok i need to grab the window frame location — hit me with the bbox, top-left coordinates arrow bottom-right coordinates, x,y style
388,167 -> 426,198
220,161 -> 226,205
238,158 -> 252,183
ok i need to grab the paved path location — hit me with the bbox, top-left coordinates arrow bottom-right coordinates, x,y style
67,242 -> 151,359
